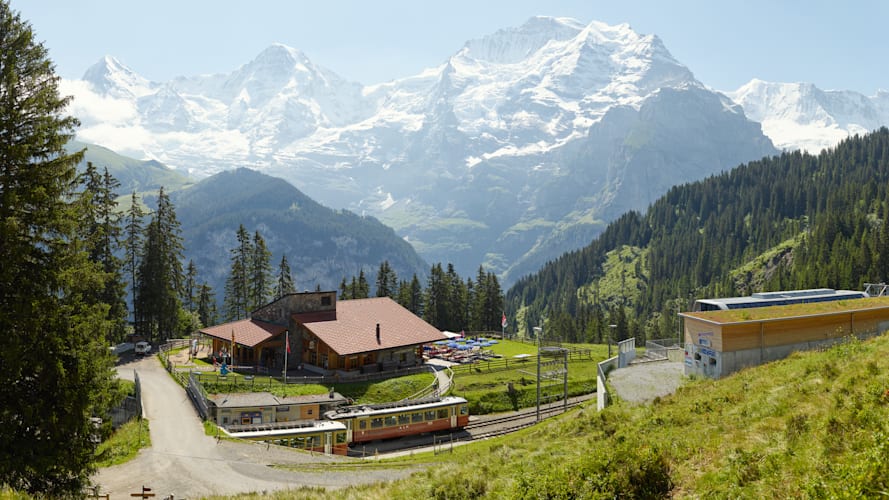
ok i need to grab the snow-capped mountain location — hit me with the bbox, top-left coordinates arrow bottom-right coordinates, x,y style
67,17 -> 778,283
727,79 -> 889,153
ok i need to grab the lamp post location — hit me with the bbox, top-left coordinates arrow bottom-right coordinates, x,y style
533,326 -> 542,422
608,324 -> 617,358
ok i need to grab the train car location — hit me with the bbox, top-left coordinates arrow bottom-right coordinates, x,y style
221,420 -> 349,455
323,396 -> 469,444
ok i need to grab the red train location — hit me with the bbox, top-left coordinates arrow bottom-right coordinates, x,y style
324,396 -> 469,443
223,396 -> 469,455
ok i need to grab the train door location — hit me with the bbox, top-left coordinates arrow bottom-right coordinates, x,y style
324,431 -> 332,455
450,405 -> 457,428
342,418 -> 353,443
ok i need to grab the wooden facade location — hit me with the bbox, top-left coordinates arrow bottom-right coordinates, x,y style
681,300 -> 889,378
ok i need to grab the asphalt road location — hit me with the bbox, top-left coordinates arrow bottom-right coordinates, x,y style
93,356 -> 411,499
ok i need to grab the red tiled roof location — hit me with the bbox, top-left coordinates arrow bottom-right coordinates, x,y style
295,297 -> 447,356
200,318 -> 286,348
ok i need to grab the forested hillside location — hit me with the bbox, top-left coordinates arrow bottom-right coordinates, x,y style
507,128 -> 889,343
165,168 -> 429,300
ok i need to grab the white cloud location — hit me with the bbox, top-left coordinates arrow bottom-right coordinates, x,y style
60,79 -> 139,126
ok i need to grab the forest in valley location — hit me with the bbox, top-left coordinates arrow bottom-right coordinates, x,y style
507,128 -> 889,344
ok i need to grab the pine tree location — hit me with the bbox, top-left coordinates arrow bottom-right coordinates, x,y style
135,187 -> 185,340
78,163 -> 127,341
183,260 -> 198,312
223,224 -> 251,320
375,260 -> 398,297
0,3 -> 118,494
356,269 -> 370,298
124,190 -> 145,323
196,283 -> 217,327
276,254 -> 296,298
249,230 -> 273,310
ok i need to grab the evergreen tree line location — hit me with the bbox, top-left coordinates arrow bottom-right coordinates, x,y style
129,187 -> 217,341
340,262 -> 505,332
222,223 -> 297,320
507,128 -> 889,344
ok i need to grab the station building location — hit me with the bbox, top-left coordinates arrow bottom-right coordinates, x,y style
679,292 -> 889,378
200,291 -> 447,376
206,391 -> 348,427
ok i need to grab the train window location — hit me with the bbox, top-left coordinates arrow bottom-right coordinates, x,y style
359,419 -> 367,430
398,414 -> 410,425
425,410 -> 435,421
385,416 -> 397,426
371,418 -> 383,428
411,412 -> 423,423
437,408 -> 449,419
335,432 -> 347,444
459,405 -> 468,416
293,437 -> 305,448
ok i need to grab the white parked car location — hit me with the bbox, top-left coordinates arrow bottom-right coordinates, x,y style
134,341 -> 151,356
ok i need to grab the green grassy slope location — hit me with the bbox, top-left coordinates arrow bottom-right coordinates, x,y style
205,334 -> 889,499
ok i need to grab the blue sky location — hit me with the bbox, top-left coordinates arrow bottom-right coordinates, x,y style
9,0 -> 889,93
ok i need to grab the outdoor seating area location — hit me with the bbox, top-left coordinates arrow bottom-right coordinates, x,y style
423,336 -> 501,364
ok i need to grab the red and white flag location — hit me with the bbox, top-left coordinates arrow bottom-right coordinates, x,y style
286,331 -> 291,354
501,312 -> 507,329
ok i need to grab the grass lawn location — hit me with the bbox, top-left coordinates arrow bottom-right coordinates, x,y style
445,339 -> 603,414
190,368 -> 435,404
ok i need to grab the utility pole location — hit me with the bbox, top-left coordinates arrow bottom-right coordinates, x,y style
533,326 -> 542,422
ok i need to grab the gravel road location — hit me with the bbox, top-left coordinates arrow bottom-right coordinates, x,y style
608,360 -> 685,404
93,356 -> 414,499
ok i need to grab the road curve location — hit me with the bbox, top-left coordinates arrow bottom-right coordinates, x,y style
93,356 -> 411,498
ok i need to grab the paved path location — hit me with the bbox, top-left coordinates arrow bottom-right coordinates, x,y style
94,356 -> 411,499
608,360 -> 685,404
426,358 -> 455,394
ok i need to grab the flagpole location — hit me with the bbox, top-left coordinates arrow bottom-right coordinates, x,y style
283,331 -> 289,384
231,330 -> 235,368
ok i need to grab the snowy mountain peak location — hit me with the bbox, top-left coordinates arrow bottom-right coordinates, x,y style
462,16 -> 584,64
82,55 -> 154,98
728,79 -> 889,152
251,43 -> 312,71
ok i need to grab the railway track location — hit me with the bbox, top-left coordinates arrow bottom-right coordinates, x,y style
357,394 -> 594,456
465,397 -> 587,439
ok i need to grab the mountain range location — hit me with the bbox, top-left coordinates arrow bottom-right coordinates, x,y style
64,16 -> 886,285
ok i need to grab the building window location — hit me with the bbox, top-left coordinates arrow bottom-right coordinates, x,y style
321,296 -> 331,306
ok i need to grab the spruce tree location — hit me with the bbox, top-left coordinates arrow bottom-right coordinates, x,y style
249,230 -> 273,309
375,260 -> 398,297
183,259 -> 198,312
124,190 -> 145,324
223,224 -> 251,320
135,187 -> 185,340
0,3 -> 117,495
196,283 -> 217,327
276,254 -> 295,298
79,163 -> 127,341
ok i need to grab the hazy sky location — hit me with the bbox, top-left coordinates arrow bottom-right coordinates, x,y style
9,0 -> 889,94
